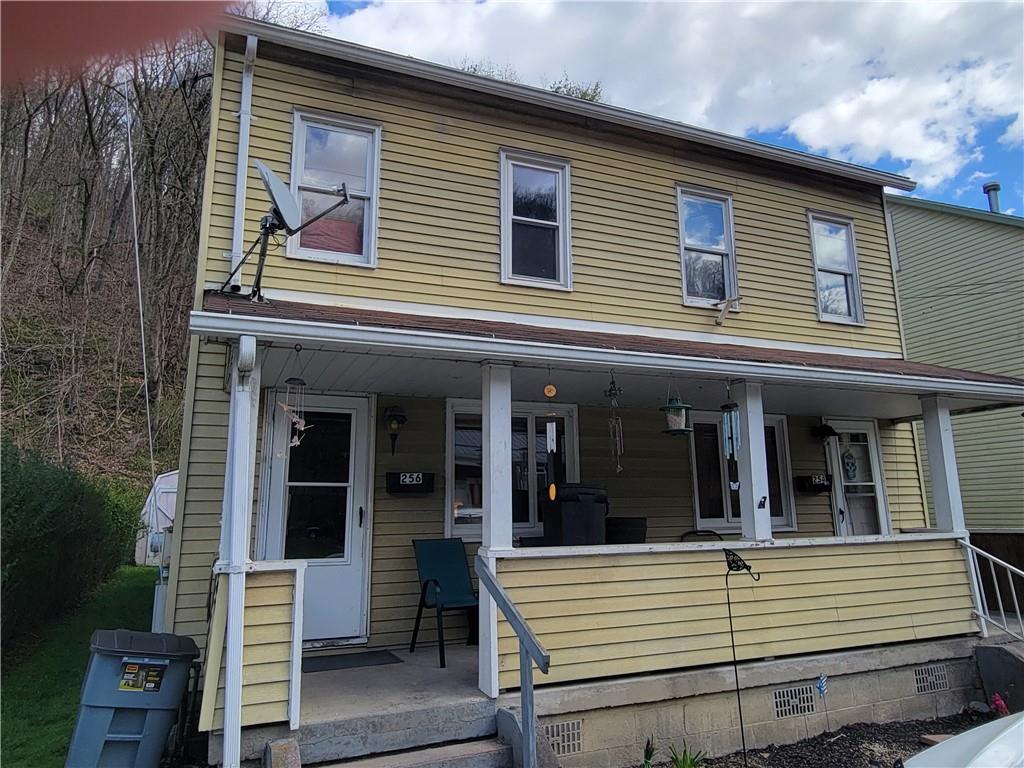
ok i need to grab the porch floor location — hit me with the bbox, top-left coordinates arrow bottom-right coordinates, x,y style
300,644 -> 485,724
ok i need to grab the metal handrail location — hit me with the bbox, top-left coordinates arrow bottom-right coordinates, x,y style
475,555 -> 550,768
960,539 -> 1024,641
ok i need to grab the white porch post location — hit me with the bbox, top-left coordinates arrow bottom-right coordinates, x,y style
734,381 -> 773,541
479,361 -> 512,698
920,396 -> 967,533
219,336 -> 261,768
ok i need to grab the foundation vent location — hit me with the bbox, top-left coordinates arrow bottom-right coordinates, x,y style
914,663 -> 950,694
543,719 -> 583,756
773,684 -> 817,718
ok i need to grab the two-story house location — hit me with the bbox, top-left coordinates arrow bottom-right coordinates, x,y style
164,16 -> 1024,768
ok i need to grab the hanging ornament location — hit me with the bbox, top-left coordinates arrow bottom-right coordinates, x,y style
278,345 -> 311,448
660,381 -> 693,435
605,371 -> 625,473
543,367 -> 559,500
720,382 -> 741,459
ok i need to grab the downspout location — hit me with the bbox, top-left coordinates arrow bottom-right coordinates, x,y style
218,335 -> 259,768
229,35 -> 258,287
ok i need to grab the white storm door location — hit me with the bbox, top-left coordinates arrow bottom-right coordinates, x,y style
826,419 -> 890,537
266,395 -> 371,641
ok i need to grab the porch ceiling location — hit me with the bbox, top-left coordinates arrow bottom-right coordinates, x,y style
195,292 -> 1024,420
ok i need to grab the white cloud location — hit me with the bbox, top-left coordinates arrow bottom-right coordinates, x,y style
325,1 -> 1023,191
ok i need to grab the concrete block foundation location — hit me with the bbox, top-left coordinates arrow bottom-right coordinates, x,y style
524,638 -> 983,768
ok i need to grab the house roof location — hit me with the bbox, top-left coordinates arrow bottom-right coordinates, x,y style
202,291 -> 1022,389
886,194 -> 1024,228
220,15 -> 917,193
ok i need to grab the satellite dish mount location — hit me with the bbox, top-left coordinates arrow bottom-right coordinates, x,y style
220,160 -> 349,301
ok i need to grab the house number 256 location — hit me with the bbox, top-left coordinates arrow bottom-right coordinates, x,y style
400,472 -> 423,485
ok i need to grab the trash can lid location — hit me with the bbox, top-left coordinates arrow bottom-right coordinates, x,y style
90,629 -> 200,659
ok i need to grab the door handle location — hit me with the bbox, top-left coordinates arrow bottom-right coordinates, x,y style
358,506 -> 365,528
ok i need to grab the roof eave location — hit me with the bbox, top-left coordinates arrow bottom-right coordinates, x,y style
219,15 -> 917,192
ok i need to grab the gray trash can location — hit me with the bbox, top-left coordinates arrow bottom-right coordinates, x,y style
65,629 -> 199,768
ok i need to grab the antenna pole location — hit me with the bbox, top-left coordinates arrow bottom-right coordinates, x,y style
249,214 -> 275,302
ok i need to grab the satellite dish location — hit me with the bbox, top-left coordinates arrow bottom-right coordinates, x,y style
220,161 -> 349,300
255,160 -> 302,234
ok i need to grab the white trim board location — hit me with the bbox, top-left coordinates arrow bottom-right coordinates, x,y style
210,286 -> 903,360
190,310 -> 1024,403
488,530 -> 965,559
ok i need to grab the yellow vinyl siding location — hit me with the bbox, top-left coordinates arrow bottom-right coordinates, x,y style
201,44 -> 903,354
881,422 -> 929,531
199,571 -> 297,731
169,342 -> 231,649
918,409 -> 1024,530
495,538 -> 974,688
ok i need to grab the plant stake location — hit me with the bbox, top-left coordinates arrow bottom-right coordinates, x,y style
724,549 -> 760,768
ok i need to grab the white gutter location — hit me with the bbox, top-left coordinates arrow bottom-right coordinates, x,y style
228,34 -> 258,286
220,16 -> 916,192
189,310 -> 1024,403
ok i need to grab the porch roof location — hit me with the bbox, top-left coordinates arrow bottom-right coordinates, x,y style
195,291 -> 1024,410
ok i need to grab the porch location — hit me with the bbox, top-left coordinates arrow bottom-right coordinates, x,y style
186,293 -> 1023,765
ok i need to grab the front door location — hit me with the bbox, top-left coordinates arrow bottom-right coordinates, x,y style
264,394 -> 371,641
826,419 -> 890,537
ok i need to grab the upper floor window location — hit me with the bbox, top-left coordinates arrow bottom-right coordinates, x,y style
678,187 -> 738,308
808,212 -> 864,324
500,150 -> 572,290
289,111 -> 381,267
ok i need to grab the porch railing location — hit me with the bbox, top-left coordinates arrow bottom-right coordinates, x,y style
961,540 -> 1024,641
475,555 -> 550,768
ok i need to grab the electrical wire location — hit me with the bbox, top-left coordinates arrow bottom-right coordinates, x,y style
123,75 -> 157,487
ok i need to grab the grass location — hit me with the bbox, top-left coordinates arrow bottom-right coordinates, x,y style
1,566 -> 157,768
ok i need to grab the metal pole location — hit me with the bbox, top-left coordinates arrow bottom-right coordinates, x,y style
725,571 -> 748,768
520,644 -> 537,768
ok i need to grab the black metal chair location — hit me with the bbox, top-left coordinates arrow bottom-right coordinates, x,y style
409,537 -> 479,668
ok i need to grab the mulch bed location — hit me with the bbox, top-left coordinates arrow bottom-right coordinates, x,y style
701,712 -> 992,768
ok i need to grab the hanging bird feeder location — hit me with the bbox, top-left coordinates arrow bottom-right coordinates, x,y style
660,394 -> 693,435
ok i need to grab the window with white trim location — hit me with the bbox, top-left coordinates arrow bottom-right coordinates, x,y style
690,413 -> 796,530
678,187 -> 738,307
289,111 -> 380,266
500,150 -> 572,289
446,399 -> 578,538
808,212 -> 863,323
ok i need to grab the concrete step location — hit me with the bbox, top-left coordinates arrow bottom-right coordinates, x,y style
321,738 -> 512,768
232,698 -> 499,764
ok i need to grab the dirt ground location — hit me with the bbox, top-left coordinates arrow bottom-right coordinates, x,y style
701,712 -> 992,768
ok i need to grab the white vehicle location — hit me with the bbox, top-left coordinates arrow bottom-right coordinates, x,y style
904,713 -> 1024,768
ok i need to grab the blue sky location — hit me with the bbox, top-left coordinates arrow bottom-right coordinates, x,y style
321,1 -> 1023,216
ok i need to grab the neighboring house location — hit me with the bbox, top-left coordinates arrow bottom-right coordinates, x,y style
888,193 -> 1024,544
166,17 -> 1024,768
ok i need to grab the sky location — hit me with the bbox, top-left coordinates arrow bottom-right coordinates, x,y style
319,1 -> 1024,216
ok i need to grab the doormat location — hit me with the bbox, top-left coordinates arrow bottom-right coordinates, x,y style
302,649 -> 402,673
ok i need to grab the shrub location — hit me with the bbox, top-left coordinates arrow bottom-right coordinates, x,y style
1,440 -> 144,651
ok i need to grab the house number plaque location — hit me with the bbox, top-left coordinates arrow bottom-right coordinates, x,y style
385,472 -> 435,495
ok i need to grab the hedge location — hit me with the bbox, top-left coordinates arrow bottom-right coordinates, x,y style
1,440 -> 143,650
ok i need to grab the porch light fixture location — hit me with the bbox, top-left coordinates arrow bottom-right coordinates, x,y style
384,407 -> 407,456
660,394 -> 693,435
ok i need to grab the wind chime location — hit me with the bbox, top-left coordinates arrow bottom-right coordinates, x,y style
543,370 -> 560,501
278,344 -> 311,450
720,383 -> 741,459
605,371 -> 625,473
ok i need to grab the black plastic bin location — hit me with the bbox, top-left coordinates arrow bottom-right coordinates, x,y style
65,629 -> 199,768
542,484 -> 609,546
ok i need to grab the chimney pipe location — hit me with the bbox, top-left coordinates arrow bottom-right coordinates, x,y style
983,181 -> 1001,213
